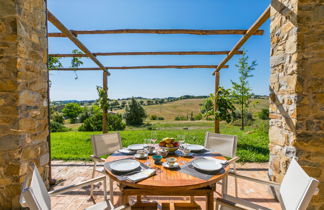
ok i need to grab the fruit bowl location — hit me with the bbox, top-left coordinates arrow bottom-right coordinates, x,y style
159,146 -> 179,153
158,137 -> 179,153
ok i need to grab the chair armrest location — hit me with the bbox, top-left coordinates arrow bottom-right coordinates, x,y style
216,198 -> 247,210
48,176 -> 106,196
90,155 -> 106,162
228,156 -> 240,164
229,172 -> 280,188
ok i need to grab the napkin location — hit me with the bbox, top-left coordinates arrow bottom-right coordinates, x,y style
201,157 -> 227,165
126,169 -> 156,183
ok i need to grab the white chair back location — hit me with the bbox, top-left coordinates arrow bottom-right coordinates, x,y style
20,165 -> 50,210
204,132 -> 237,158
91,133 -> 122,157
280,158 -> 319,210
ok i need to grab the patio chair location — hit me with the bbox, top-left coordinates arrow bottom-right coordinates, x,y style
216,158 -> 320,210
90,132 -> 122,203
204,132 -> 239,197
19,164 -> 130,210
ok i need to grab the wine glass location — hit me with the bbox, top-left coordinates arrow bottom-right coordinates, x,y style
151,131 -> 158,146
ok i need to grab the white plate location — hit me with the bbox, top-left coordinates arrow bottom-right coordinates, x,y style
192,158 -> 223,172
128,144 -> 145,151
110,159 -> 140,172
186,144 -> 205,152
162,162 -> 179,169
118,148 -> 135,154
134,154 -> 148,159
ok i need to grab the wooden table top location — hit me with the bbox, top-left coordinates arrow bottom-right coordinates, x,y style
105,151 -> 230,191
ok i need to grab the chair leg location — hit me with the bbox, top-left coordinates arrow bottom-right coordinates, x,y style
222,176 -> 228,197
90,162 -> 96,197
234,163 -> 238,197
109,177 -> 114,205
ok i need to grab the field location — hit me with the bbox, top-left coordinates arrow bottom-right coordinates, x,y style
51,98 -> 270,162
51,121 -> 269,162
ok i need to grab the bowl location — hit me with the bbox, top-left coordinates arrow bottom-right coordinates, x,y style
152,155 -> 163,164
159,146 -> 179,153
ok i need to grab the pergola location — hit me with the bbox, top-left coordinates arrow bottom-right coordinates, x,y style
48,6 -> 270,134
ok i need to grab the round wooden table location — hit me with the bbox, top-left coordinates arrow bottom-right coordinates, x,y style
105,151 -> 230,210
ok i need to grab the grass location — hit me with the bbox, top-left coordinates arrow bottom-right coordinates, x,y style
51,121 -> 269,162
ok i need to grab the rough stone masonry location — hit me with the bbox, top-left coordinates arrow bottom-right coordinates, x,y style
0,0 -> 49,208
269,0 -> 324,209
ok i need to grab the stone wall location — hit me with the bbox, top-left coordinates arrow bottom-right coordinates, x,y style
0,0 -> 49,208
269,0 -> 324,209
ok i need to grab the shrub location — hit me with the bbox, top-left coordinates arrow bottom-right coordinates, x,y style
258,109 -> 269,120
78,113 -> 126,131
50,121 -> 69,132
232,110 -> 254,126
175,116 -> 187,121
158,116 -> 164,120
150,115 -> 158,120
194,113 -> 203,121
51,112 -> 64,124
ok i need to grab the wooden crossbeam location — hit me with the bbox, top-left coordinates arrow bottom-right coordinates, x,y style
48,29 -> 264,37
212,6 -> 270,74
47,11 -> 110,75
49,51 -> 243,57
49,65 -> 229,71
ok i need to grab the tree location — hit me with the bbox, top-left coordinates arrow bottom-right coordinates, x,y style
62,103 -> 83,123
78,113 -> 126,131
201,87 -> 236,123
231,51 -> 257,130
124,97 -> 146,126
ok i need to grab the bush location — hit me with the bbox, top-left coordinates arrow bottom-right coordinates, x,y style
175,116 -> 187,121
150,115 -> 164,120
232,110 -> 254,126
150,115 -> 158,120
258,109 -> 269,120
50,121 -> 69,132
194,113 -> 203,120
78,113 -> 126,131
51,112 -> 64,124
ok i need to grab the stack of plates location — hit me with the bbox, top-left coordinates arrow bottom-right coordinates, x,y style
186,144 -> 205,152
118,148 -> 135,155
110,159 -> 140,173
192,157 -> 223,172
127,144 -> 145,151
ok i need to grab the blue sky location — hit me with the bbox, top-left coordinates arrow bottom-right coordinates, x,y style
48,0 -> 270,100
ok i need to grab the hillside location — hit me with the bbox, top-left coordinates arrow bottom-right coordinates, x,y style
145,99 -> 204,120
142,98 -> 268,121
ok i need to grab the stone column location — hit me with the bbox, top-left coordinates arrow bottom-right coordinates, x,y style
270,0 -> 324,208
0,0 -> 49,208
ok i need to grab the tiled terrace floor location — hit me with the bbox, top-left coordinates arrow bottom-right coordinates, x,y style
51,161 -> 281,210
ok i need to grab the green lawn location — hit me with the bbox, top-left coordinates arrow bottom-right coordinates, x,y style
51,122 -> 269,162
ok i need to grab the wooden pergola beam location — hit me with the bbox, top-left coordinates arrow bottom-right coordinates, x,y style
48,29 -> 264,37
47,11 -> 110,75
49,51 -> 243,57
50,65 -> 229,71
212,6 -> 270,74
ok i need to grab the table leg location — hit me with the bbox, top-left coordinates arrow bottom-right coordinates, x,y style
118,185 -> 129,206
207,191 -> 214,210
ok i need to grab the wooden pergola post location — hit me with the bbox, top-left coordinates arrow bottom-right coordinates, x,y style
214,71 -> 220,133
102,71 -> 108,133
